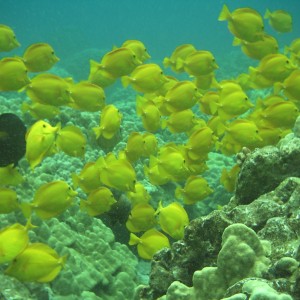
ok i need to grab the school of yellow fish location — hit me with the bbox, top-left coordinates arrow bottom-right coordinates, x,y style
0,4 -> 299,282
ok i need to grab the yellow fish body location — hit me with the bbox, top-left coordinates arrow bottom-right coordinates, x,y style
70,81 -> 106,112
162,109 -> 199,134
144,163 -> 170,186
274,69 -> 300,102
25,120 -> 60,170
0,220 -> 32,264
97,154 -> 137,192
25,74 -> 73,106
156,201 -> 189,240
175,176 -> 213,204
56,125 -> 86,157
0,187 -> 19,214
22,43 -> 59,72
0,164 -> 24,186
136,96 -> 161,132
72,161 -> 102,193
80,187 -> 116,217
124,132 -> 146,162
21,102 -> 60,120
162,81 -> 200,113
129,228 -> 170,260
126,182 -> 151,207
178,50 -> 218,77
22,180 -> 77,220
186,126 -> 216,161
218,4 -> 264,42
0,24 -> 20,52
122,63 -> 168,94
163,44 -> 196,73
88,60 -> 116,88
264,9 -> 292,33
199,91 -> 220,115
121,39 -> 151,62
249,54 -> 297,87
99,47 -> 141,78
5,242 -> 67,282
233,34 -> 278,60
126,203 -> 156,232
220,164 -> 240,193
93,104 -> 122,139
0,57 -> 30,91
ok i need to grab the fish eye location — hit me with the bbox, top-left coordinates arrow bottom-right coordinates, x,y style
256,130 -> 259,133
286,60 -> 290,64
133,54 -> 136,58
144,48 -> 147,52
51,51 -> 55,55
245,97 -> 248,101
160,71 -> 163,75
42,124 -> 46,128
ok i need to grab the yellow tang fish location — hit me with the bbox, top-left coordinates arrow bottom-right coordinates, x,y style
217,90 -> 254,121
143,132 -> 158,156
144,163 -> 170,186
25,73 -> 73,106
80,187 -> 116,217
154,75 -> 179,97
70,81 -> 106,112
0,187 -> 19,214
25,120 -> 60,170
199,91 -> 220,115
274,69 -> 300,102
121,39 -> 151,62
224,119 -> 262,147
153,144 -> 189,182
259,101 -> 299,129
207,116 -> 227,137
194,72 -> 218,91
93,104 -> 122,140
129,228 -> 170,260
177,50 -> 218,77
249,54 -> 297,87
72,161 -> 102,193
5,242 -> 67,283
162,81 -> 200,113
21,180 -> 77,220
22,43 -> 59,72
0,164 -> 24,186
124,132 -> 146,162
156,201 -> 189,240
284,38 -> 300,55
186,126 -> 216,161
233,34 -> 278,60
175,176 -> 213,204
163,44 -> 196,73
126,203 -> 156,232
126,182 -> 151,207
220,164 -> 240,193
21,102 -> 60,120
98,47 -> 141,78
0,220 -> 33,264
122,63 -> 169,94
136,96 -> 161,132
0,24 -> 20,52
264,9 -> 292,33
97,153 -> 137,192
56,125 -> 86,157
162,109 -> 199,134
218,4 -> 264,42
88,60 -> 116,88
0,57 -> 30,91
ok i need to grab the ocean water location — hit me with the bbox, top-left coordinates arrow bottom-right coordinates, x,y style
1,1 -> 300,299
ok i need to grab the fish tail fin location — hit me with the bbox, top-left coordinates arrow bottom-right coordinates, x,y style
175,186 -> 183,199
92,126 -> 102,139
21,101 -> 30,113
129,233 -> 141,245
163,57 -> 171,68
273,82 -> 283,95
175,58 -> 184,70
71,173 -> 79,189
20,202 -> 33,219
121,76 -> 131,88
218,4 -> 231,21
264,8 -> 271,19
232,37 -> 242,46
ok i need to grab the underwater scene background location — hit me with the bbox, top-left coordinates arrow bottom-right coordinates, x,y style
1,0 -> 300,299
